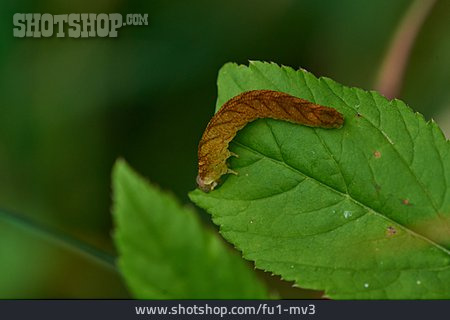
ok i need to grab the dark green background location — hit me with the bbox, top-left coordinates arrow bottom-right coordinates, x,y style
0,0 -> 448,298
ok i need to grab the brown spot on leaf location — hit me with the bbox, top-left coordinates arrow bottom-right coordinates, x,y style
386,226 -> 397,237
402,199 -> 411,206
374,151 -> 381,158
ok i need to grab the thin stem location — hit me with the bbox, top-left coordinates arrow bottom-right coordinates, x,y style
375,0 -> 437,99
0,208 -> 117,272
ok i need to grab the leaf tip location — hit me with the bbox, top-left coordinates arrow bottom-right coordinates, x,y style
112,157 -> 130,182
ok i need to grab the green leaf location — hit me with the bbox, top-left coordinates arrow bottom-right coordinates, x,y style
189,61 -> 450,299
112,159 -> 268,299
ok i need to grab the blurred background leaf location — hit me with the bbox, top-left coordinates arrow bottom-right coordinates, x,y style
0,0 -> 448,297
112,160 -> 269,299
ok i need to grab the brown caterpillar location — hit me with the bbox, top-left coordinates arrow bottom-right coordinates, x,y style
197,90 -> 344,192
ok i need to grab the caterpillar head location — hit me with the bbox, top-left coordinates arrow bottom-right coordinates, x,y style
196,175 -> 218,193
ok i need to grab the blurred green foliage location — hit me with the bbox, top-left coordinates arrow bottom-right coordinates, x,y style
0,0 -> 448,298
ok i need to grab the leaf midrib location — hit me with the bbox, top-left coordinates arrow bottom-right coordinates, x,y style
230,140 -> 450,257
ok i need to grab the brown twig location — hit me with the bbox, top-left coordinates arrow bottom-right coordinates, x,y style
375,0 -> 437,99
